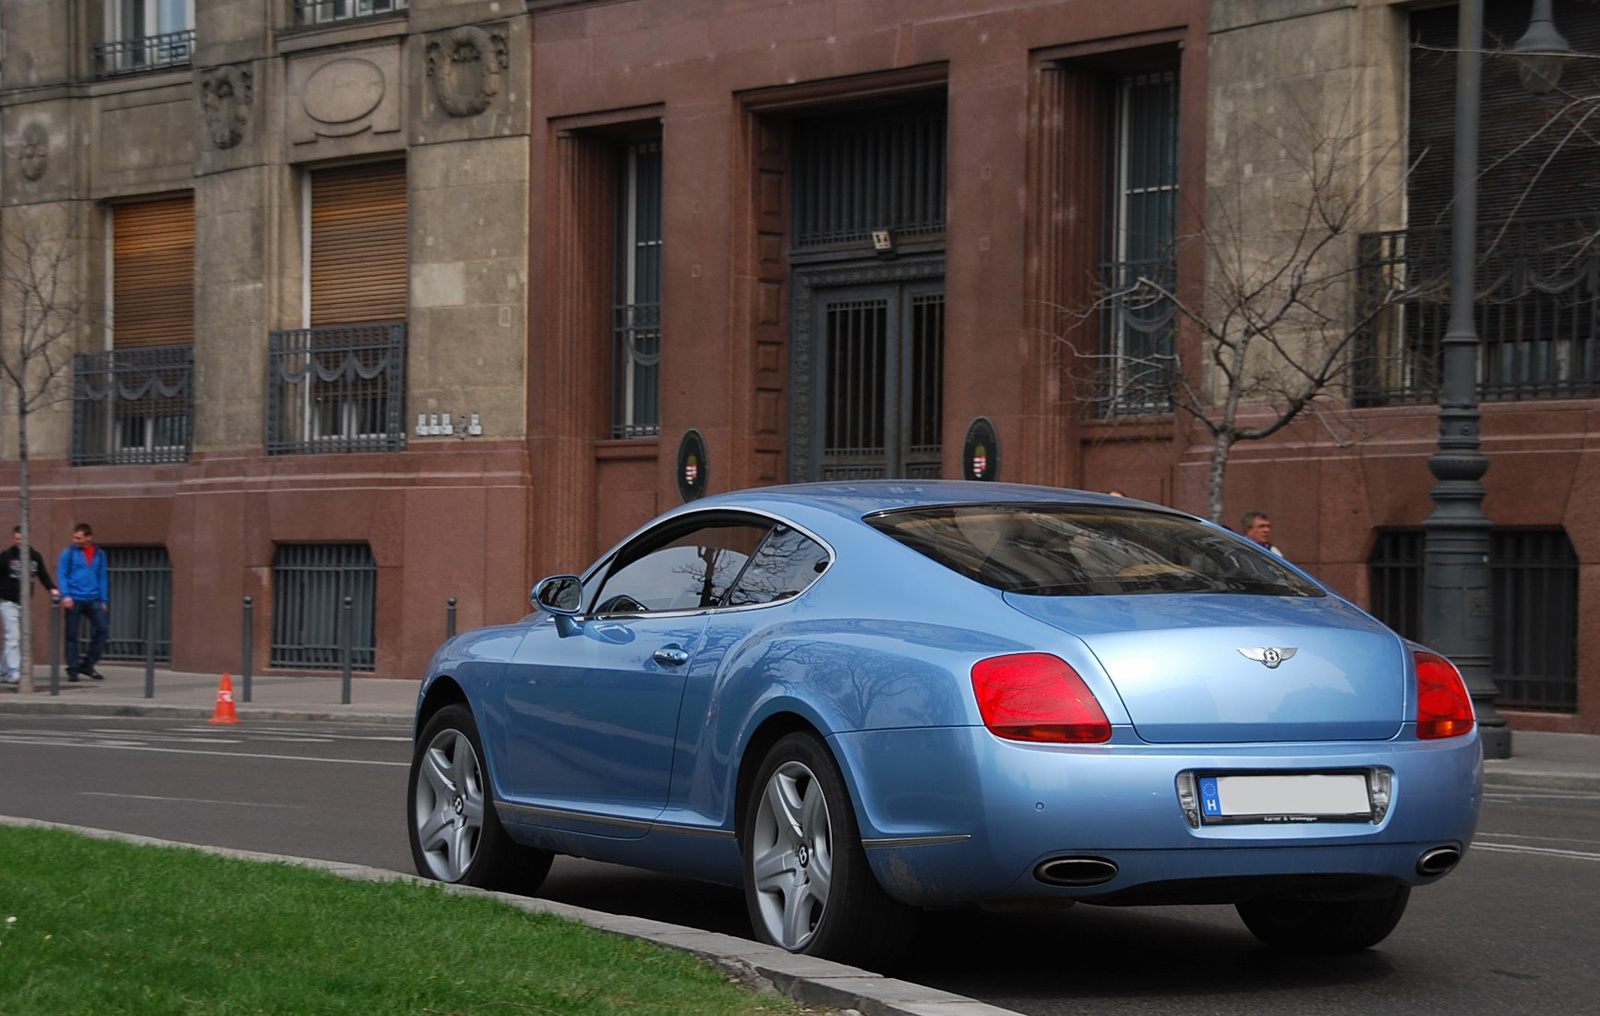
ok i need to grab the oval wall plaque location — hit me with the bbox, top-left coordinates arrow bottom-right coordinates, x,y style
677,429 -> 709,502
962,416 -> 1000,482
303,59 -> 385,124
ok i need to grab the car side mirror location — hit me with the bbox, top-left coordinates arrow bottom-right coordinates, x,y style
533,575 -> 584,636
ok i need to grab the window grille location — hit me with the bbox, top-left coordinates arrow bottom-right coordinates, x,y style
1354,216 -> 1600,406
1491,531 -> 1578,712
87,547 -> 172,663
814,282 -> 943,481
792,106 -> 946,249
1368,530 -> 1424,643
293,0 -> 407,27
823,297 -> 888,474
1407,4 -> 1600,235
1367,529 -> 1578,713
72,346 -> 194,465
1100,69 -> 1179,416
93,28 -> 193,77
95,2 -> 195,77
267,322 -> 407,454
613,140 -> 662,439
908,292 -> 944,469
271,544 -> 376,671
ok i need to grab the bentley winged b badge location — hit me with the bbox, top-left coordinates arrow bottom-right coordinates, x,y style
1238,646 -> 1298,669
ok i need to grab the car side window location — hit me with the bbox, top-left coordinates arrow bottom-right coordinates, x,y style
726,525 -> 830,607
590,522 -> 771,614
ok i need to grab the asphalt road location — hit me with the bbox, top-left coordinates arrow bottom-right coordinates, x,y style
2,715 -> 1597,1015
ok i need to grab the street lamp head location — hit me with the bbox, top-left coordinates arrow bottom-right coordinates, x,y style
1511,0 -> 1574,94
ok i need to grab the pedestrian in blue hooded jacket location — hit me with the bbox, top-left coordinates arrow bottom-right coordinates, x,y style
58,522 -> 109,682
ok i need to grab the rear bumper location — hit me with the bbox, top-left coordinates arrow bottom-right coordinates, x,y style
830,725 -> 1483,907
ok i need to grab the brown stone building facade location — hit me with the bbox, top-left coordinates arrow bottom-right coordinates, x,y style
0,0 -> 1595,733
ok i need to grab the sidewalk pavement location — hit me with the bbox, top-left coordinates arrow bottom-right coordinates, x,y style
0,660 -> 1594,791
0,661 -> 1595,1016
0,662 -> 420,725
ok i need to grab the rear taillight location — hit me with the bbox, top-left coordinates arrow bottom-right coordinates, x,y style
971,653 -> 1111,743
1415,651 -> 1475,740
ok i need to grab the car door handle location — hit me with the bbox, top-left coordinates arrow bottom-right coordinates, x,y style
652,646 -> 690,667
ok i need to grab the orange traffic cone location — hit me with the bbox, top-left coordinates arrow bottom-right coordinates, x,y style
209,673 -> 240,725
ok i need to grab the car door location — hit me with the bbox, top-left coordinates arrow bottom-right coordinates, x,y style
497,515 -> 774,838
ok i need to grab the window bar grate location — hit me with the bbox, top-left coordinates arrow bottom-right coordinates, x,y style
271,544 -> 377,671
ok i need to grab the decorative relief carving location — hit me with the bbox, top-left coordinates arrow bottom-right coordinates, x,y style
18,123 -> 49,182
201,65 -> 253,149
304,59 -> 387,135
426,25 -> 510,118
290,46 -> 401,146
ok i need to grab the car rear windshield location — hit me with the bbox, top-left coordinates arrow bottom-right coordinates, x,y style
866,504 -> 1324,598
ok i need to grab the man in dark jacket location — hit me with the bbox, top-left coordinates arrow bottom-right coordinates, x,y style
58,523 -> 109,682
2,526 -> 59,685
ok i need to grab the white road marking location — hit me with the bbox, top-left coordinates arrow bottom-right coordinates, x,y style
0,733 -> 405,767
251,737 -> 336,744
1484,789 -> 1600,802
1472,839 -> 1600,863
80,792 -> 303,809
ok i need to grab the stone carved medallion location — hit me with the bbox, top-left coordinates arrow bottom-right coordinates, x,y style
19,123 -> 48,181
201,65 -> 253,149
303,58 -> 386,136
426,25 -> 510,118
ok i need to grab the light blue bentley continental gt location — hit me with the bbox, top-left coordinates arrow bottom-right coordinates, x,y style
407,481 -> 1482,964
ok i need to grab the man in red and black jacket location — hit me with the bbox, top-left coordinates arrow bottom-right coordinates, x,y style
1,526 -> 58,685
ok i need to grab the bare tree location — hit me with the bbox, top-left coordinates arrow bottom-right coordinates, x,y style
1,207 -> 88,693
1059,94 -> 1443,524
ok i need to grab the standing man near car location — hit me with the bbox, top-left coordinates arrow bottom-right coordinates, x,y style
1,526 -> 58,686
58,523 -> 109,682
1241,511 -> 1285,559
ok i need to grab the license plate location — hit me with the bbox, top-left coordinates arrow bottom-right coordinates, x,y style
1198,773 -> 1372,824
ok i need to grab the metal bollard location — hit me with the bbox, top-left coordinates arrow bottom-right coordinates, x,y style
340,595 -> 353,705
241,596 -> 253,703
50,596 -> 61,696
144,594 -> 156,699
447,597 -> 457,640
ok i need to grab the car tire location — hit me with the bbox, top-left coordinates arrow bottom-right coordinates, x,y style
1236,885 -> 1411,952
408,702 -> 553,895
740,731 -> 916,965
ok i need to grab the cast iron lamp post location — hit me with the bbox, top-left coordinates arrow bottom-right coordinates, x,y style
1425,0 -> 1571,761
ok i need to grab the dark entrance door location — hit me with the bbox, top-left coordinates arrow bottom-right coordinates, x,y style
808,280 -> 944,481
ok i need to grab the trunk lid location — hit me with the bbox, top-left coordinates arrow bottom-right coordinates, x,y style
1003,592 -> 1406,743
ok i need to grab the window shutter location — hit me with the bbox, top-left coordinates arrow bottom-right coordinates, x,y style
310,162 -> 408,326
113,196 -> 195,349
1409,3 -> 1600,227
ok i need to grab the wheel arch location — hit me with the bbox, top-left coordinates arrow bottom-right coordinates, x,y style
414,674 -> 468,743
733,711 -> 829,838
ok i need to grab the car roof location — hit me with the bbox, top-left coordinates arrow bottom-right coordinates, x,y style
678,480 -> 1186,525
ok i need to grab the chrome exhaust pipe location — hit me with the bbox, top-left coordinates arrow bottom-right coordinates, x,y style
1034,856 -> 1119,887
1417,846 -> 1461,877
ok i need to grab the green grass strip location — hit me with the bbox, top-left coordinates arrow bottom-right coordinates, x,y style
0,825 -> 813,1016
